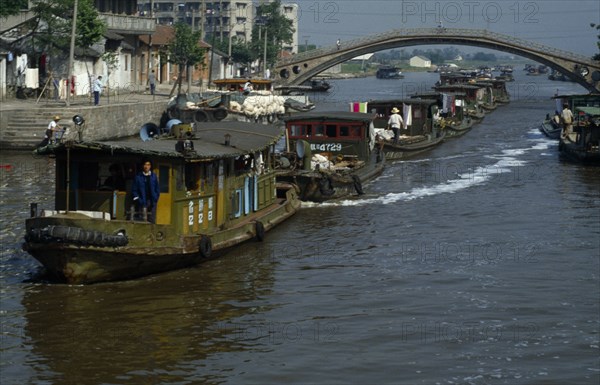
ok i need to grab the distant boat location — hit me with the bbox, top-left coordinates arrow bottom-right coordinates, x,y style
410,91 -> 477,138
376,66 -> 404,79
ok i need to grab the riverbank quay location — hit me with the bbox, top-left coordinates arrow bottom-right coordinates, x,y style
0,86 -> 173,151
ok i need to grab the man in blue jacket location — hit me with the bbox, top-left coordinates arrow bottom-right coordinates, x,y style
132,160 -> 160,223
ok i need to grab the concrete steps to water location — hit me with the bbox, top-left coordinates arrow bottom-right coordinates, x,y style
1,109 -> 77,150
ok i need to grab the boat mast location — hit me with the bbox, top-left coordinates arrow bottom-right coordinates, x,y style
66,145 -> 71,212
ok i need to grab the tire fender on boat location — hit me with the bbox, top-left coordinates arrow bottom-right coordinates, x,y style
194,110 -> 209,123
318,176 -> 335,196
199,235 -> 212,258
352,175 -> 364,195
213,107 -> 228,121
255,221 -> 265,242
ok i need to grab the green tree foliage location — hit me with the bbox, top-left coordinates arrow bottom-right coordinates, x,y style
0,0 -> 28,17
29,0 -> 105,52
165,22 -> 206,95
251,0 -> 294,67
213,39 -> 255,66
75,0 -> 105,48
471,52 -> 498,62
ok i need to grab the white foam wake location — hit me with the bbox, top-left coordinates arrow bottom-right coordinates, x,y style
306,135 -> 552,208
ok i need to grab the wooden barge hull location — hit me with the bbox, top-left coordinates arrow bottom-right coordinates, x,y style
558,142 -> 600,164
23,187 -> 300,284
278,157 -> 385,202
383,131 -> 446,160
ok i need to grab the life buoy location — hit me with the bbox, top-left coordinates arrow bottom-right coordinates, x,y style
194,110 -> 209,123
199,235 -> 212,258
352,175 -> 364,195
255,221 -> 265,242
213,107 -> 228,121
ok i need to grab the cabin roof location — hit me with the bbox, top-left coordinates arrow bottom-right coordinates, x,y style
552,93 -> 600,100
283,111 -> 376,123
411,91 -> 466,98
213,78 -> 273,86
576,106 -> 600,115
37,122 -> 283,160
435,84 -> 482,90
365,99 -> 438,106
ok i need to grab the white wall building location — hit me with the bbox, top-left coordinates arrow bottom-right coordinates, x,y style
410,55 -> 431,68
281,3 -> 299,54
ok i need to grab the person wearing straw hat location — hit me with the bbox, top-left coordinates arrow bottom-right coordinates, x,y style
387,107 -> 404,144
38,115 -> 61,147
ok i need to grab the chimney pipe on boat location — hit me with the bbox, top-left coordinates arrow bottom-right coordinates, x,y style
224,133 -> 231,146
30,203 -> 38,218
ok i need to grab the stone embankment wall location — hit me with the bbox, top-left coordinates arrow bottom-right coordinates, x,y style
0,99 -> 166,150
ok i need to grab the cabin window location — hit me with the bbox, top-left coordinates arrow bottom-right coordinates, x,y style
184,163 -> 202,191
314,124 -> 326,136
289,124 -> 311,137
76,162 -> 99,190
159,165 -> 170,193
205,163 -> 214,184
339,124 -> 362,138
234,155 -> 253,175
325,124 -> 337,137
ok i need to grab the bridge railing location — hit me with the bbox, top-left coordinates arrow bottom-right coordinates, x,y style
278,28 -> 594,66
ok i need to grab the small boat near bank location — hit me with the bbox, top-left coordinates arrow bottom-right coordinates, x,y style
540,114 -> 562,140
275,79 -> 332,94
376,66 -> 404,79
23,122 -> 300,284
276,111 -> 385,202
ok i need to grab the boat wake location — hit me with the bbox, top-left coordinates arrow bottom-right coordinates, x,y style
304,131 -> 554,208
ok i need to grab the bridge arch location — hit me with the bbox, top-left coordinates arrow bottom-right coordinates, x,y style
275,28 -> 600,93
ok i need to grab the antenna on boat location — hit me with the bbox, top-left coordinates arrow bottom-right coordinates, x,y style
66,143 -> 71,213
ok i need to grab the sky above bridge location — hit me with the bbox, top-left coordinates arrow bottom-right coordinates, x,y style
294,0 -> 599,57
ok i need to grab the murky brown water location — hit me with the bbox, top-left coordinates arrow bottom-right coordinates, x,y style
1,71 -> 599,384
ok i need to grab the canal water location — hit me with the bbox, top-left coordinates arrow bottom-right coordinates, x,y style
1,70 -> 598,385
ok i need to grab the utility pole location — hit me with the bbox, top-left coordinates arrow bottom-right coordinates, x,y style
66,0 -> 78,106
263,27 -> 267,78
200,0 -> 205,40
303,35 -> 310,53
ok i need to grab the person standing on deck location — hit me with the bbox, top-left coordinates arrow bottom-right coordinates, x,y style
561,103 -> 574,140
92,75 -> 103,105
132,160 -> 160,223
387,107 -> 404,144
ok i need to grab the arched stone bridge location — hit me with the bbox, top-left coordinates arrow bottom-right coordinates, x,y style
275,28 -> 600,93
